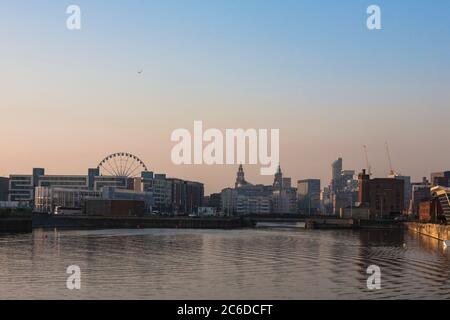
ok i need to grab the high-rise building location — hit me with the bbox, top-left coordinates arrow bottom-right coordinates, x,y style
329,158 -> 358,215
341,170 -> 357,191
331,158 -> 343,192
297,179 -> 321,214
320,186 -> 333,214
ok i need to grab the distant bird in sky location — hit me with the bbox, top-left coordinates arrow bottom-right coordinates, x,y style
137,69 -> 144,75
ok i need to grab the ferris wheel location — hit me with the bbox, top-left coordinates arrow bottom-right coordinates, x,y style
97,153 -> 148,178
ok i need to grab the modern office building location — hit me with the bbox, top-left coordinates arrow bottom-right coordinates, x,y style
297,179 -> 321,214
205,193 -> 222,212
236,195 -> 271,215
134,172 -> 172,212
320,186 -> 333,214
431,171 -> 450,187
10,160 -> 203,215
282,178 -> 292,189
221,188 -> 238,215
0,177 -> 9,201
409,178 -> 430,217
134,172 -> 204,214
101,187 -> 153,212
388,174 -> 411,214
332,190 -> 358,216
34,186 -> 154,214
236,184 -> 274,215
9,168 -> 129,205
93,176 -> 128,191
167,178 -> 204,215
272,188 -> 297,214
341,170 -> 357,190
34,187 -> 102,213
331,158 -> 343,193
329,159 -> 358,215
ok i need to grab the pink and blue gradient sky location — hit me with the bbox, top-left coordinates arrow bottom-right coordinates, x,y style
1,0 -> 450,194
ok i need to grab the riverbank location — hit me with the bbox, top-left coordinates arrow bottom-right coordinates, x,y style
0,210 -> 33,233
405,222 -> 450,241
304,218 -> 403,230
32,215 -> 247,230
0,217 -> 32,233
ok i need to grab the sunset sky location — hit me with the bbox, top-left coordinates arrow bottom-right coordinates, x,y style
1,0 -> 450,194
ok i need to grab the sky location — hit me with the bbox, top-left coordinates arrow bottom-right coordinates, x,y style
1,0 -> 450,194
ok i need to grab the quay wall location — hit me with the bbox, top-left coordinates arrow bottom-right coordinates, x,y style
32,215 -> 245,230
405,222 -> 450,241
0,218 -> 32,233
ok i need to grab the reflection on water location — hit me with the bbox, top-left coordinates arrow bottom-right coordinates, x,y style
0,227 -> 449,299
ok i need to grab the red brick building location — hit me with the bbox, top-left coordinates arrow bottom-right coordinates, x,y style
358,170 -> 404,219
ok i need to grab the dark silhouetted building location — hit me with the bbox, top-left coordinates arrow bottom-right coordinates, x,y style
431,171 -> 450,187
358,170 -> 405,219
297,179 -> 321,214
331,158 -> 343,193
167,178 -> 204,215
206,193 -> 222,212
0,177 -> 9,201
409,177 -> 430,217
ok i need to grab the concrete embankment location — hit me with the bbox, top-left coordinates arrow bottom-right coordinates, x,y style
305,218 -> 356,229
405,222 -> 450,241
33,215 -> 246,230
304,218 -> 403,230
0,217 -> 32,233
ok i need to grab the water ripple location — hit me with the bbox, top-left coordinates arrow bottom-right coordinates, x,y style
0,228 -> 449,299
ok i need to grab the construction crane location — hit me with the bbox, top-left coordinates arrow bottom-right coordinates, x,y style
385,141 -> 396,176
363,145 -> 372,176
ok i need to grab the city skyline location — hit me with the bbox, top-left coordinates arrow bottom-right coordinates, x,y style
0,152 -> 446,195
1,1 -> 450,194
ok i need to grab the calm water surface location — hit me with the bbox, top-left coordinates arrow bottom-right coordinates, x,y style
0,227 -> 449,299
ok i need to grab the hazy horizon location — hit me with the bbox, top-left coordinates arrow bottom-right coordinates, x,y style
1,0 -> 450,194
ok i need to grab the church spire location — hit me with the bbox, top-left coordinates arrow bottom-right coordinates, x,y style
273,164 -> 283,191
235,164 -> 248,188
